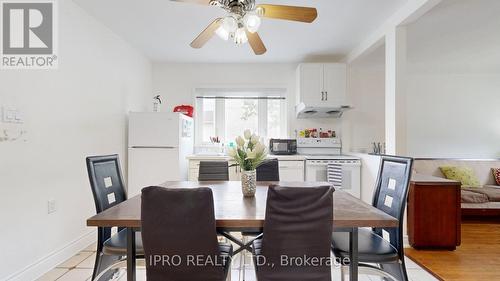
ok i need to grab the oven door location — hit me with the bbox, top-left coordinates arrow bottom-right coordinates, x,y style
305,160 -> 329,182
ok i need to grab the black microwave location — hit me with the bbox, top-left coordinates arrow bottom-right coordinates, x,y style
269,139 -> 297,155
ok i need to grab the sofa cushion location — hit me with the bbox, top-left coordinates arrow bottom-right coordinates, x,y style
463,187 -> 500,202
492,168 -> 500,185
440,166 -> 481,188
461,190 -> 489,203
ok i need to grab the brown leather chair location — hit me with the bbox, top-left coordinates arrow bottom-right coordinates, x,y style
252,185 -> 334,281
141,186 -> 233,281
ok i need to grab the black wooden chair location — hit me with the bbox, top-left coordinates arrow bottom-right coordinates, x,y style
252,185 -> 334,281
256,159 -> 280,181
141,186 -> 233,281
199,161 -> 229,181
86,155 -> 144,281
331,156 -> 413,281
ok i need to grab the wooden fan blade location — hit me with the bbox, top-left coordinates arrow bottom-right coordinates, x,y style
246,31 -> 267,55
257,4 -> 317,23
190,18 -> 222,49
170,0 -> 216,6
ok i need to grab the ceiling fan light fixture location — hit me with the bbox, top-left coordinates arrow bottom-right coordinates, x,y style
215,26 -> 230,40
243,13 -> 261,33
221,16 -> 238,33
234,28 -> 248,45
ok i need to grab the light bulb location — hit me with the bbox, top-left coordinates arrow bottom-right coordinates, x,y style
222,16 -> 238,33
243,13 -> 261,33
215,26 -> 229,40
234,28 -> 248,45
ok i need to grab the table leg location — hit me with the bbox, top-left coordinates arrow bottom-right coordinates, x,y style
127,228 -> 136,281
349,227 -> 358,281
218,231 -> 259,256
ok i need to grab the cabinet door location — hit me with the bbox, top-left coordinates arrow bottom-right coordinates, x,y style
298,64 -> 324,106
279,161 -> 305,181
323,63 -> 347,106
229,161 -> 241,180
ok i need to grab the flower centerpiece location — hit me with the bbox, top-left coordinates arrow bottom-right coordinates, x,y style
228,129 -> 267,197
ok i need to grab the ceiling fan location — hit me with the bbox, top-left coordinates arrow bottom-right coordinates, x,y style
170,0 -> 318,55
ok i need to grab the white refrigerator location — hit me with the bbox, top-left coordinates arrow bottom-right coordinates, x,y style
128,112 -> 193,197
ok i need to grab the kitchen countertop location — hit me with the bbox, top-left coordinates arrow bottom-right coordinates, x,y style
187,154 -> 362,161
187,154 -> 307,161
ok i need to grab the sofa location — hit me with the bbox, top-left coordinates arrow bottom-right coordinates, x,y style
413,158 -> 500,217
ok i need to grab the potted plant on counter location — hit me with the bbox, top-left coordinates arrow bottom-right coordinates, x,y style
228,129 -> 267,197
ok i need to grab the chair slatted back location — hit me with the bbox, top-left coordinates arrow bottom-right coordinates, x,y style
198,161 -> 229,181
256,159 -> 280,181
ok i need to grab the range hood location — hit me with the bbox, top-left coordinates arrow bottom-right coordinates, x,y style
296,103 -> 352,119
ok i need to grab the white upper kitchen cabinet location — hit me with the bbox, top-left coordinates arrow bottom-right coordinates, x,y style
322,63 -> 347,106
296,63 -> 347,107
296,63 -> 324,107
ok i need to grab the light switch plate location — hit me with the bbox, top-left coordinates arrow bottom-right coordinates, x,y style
2,106 -> 22,123
48,199 -> 57,214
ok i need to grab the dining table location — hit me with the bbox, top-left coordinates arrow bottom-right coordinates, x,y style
87,181 -> 398,281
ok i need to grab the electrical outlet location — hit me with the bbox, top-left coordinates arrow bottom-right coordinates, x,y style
48,199 -> 56,214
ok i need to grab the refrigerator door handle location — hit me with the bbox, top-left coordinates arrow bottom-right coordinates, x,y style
130,146 -> 177,149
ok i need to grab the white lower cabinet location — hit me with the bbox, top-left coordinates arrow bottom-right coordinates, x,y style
188,158 -> 305,181
279,160 -> 305,181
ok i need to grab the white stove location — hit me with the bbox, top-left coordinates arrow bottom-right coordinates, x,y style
296,138 -> 361,198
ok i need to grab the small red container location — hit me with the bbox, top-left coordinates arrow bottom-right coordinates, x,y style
173,105 -> 194,117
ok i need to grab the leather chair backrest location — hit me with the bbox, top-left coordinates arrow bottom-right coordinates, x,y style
199,161 -> 229,181
256,159 -> 280,181
259,185 -> 334,281
372,156 -> 413,255
141,186 -> 225,281
86,154 -> 127,248
87,155 -> 127,214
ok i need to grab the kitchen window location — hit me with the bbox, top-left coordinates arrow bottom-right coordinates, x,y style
195,88 -> 287,145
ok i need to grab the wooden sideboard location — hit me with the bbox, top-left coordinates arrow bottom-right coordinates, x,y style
407,174 -> 461,250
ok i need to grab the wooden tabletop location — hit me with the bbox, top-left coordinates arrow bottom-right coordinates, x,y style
87,181 -> 398,229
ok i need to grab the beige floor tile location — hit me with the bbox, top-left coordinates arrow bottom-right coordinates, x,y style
117,268 -> 146,281
83,242 -> 97,252
404,257 -> 421,269
57,251 -> 93,269
36,268 -> 69,281
76,253 -> 96,269
408,268 -> 439,281
56,268 -> 93,281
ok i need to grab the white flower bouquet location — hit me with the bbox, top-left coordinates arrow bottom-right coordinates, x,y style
228,129 -> 267,171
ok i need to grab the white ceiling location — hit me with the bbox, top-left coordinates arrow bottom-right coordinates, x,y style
73,0 -> 407,63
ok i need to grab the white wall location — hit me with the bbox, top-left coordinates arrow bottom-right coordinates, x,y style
0,1 -> 152,280
405,0 -> 500,158
344,46 -> 386,154
152,63 -> 343,140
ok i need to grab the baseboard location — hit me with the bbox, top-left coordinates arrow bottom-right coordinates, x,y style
403,234 -> 410,247
5,230 -> 96,281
